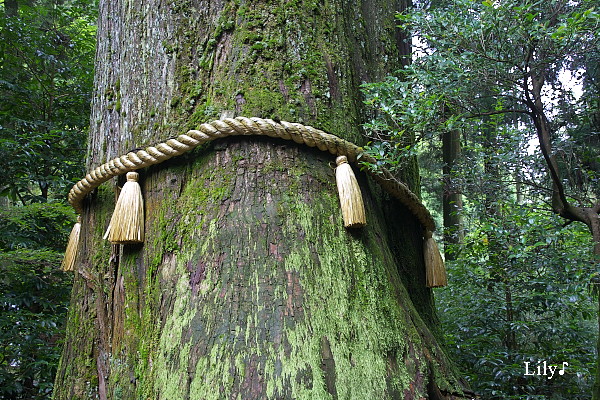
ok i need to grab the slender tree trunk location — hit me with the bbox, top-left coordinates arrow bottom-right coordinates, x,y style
442,129 -> 462,260
515,172 -> 523,205
503,282 -> 517,352
4,0 -> 18,17
54,1 -> 470,398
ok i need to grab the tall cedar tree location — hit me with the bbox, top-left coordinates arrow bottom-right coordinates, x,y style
53,1 -> 472,399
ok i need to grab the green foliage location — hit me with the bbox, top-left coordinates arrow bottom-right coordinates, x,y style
360,0 -> 600,398
439,199 -> 597,399
0,203 -> 74,400
430,108 -> 597,399
395,0 -> 599,113
361,76 -> 449,174
0,248 -> 72,400
361,0 -> 599,199
0,0 -> 97,203
0,201 -> 74,250
0,1 -> 96,398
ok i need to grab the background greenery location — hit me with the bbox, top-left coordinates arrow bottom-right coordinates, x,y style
361,0 -> 599,398
0,0 -> 95,398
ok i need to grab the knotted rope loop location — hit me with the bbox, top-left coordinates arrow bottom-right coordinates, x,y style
67,117 -> 435,233
63,117 -> 446,286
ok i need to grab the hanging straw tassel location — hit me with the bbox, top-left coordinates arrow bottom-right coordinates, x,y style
104,171 -> 144,244
424,231 -> 447,288
335,155 -> 367,228
62,216 -> 81,272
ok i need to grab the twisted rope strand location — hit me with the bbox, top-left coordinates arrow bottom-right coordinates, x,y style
69,117 -> 435,232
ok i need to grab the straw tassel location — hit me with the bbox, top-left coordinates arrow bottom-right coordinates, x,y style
104,171 -> 144,244
335,155 -> 366,228
62,216 -> 81,272
424,231 -> 447,288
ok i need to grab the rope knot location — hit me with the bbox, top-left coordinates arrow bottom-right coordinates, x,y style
336,155 -> 348,166
126,171 -> 139,182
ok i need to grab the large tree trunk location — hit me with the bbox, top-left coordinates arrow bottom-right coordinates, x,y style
54,1 -> 470,398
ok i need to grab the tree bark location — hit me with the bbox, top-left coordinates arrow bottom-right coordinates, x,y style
54,1 -> 470,398
442,129 -> 462,260
3,0 -> 18,17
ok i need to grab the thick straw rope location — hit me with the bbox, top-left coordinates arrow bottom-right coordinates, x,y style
69,117 -> 435,232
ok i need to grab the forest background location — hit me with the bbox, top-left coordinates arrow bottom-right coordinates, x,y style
0,0 -> 597,399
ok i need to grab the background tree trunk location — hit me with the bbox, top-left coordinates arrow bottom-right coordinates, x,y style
442,129 -> 463,260
4,0 -> 18,17
54,1 -> 469,398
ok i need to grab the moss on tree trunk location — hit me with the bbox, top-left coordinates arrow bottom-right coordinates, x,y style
55,0 -> 470,398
